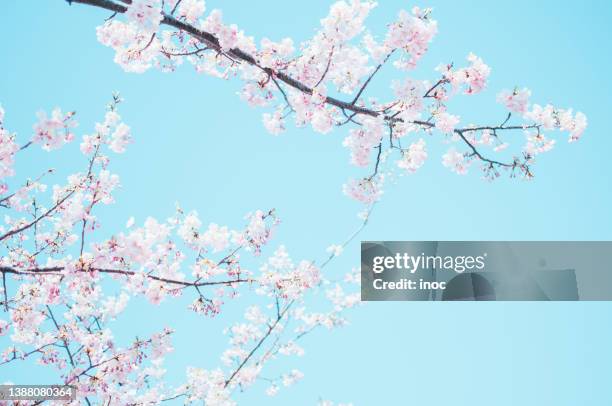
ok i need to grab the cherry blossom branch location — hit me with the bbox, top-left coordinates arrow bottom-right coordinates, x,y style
0,169 -> 54,208
224,301 -> 293,388
418,119 -> 540,169
0,187 -> 78,242
79,143 -> 103,256
219,203 -> 370,393
0,343 -> 59,366
64,330 -> 173,385
66,0 -> 562,176
46,305 -> 77,368
0,89 -> 361,405
70,0 -> 385,117
424,78 -> 449,98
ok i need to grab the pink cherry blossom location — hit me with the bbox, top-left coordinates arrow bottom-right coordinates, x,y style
125,0 -> 162,32
559,110 -> 588,142
524,130 -> 556,156
0,109 -> 19,179
202,223 -> 231,252
175,0 -> 206,23
397,138 -> 427,173
385,7 -> 438,69
435,111 -> 460,133
442,148 -> 469,175
202,10 -> 239,51
497,88 -> 531,113
32,108 -> 77,151
392,78 -> 425,120
342,116 -> 384,166
439,53 -> 491,94
524,104 -> 556,129
0,319 -> 9,336
342,177 -> 382,204
258,37 -> 294,70
320,0 -> 376,43
262,111 -> 285,135
109,122 -> 132,153
311,108 -> 334,134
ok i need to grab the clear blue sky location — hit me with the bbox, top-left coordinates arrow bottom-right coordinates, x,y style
2,1 -> 612,404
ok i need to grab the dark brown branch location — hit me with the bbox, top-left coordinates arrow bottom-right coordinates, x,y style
71,0 -> 127,13
1,272 -> 7,311
224,301 -> 293,388
338,109 -> 360,126
270,75 -> 294,112
161,46 -> 208,57
46,306 -> 76,367
368,142 -> 383,180
0,266 -> 253,288
351,49 -> 395,105
170,0 -> 182,15
314,45 -> 334,88
424,78 -> 448,98
499,112 -> 512,127
20,140 -> 33,151
455,130 -> 513,168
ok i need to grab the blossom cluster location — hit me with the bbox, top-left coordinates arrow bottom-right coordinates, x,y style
0,100 -> 361,404
343,116 -> 385,167
342,176 -> 383,205
86,0 -> 587,208
32,108 -> 77,151
397,138 -> 427,173
0,105 -> 19,192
